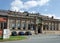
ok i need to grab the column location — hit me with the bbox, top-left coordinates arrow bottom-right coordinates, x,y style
26,21 -> 28,31
45,22 -> 48,30
58,23 -> 60,30
20,20 -> 23,30
54,22 -> 55,30
33,21 -> 37,34
7,18 -> 9,29
57,23 -> 58,30
52,22 -> 54,30
20,19 -> 21,30
50,22 -> 52,30
41,22 -> 43,33
15,19 -> 17,30
48,22 -> 51,30
55,23 -> 57,30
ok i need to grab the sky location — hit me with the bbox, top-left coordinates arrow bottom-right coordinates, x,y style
0,0 -> 60,19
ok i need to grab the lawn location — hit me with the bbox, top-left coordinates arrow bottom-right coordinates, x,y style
0,36 -> 27,42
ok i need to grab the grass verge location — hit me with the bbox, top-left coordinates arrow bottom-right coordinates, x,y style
0,36 -> 27,42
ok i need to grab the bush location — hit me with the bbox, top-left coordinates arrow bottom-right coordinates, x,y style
18,32 -> 25,35
11,31 -> 17,36
25,31 -> 32,35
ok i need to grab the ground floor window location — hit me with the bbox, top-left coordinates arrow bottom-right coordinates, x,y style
17,24 -> 21,29
9,19 -> 16,29
16,20 -> 21,30
12,24 -> 16,29
22,21 -> 26,30
43,25 -> 49,30
28,24 -> 34,30
4,22 -> 7,29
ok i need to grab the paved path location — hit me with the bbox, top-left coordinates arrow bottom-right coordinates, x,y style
0,34 -> 60,43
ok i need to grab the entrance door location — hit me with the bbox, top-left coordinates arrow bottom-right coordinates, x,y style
38,26 -> 42,33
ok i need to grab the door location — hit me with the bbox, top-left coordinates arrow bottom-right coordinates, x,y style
38,25 -> 42,33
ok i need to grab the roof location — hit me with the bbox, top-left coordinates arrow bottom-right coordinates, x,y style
0,10 -> 60,22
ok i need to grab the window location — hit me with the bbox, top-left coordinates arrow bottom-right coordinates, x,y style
17,24 -> 20,29
28,24 -> 34,30
4,22 -> 7,29
17,20 -> 21,30
50,25 -> 52,30
22,21 -> 26,30
46,25 -> 49,30
52,24 -> 55,30
9,19 -> 16,29
43,25 -> 49,30
12,23 -> 16,29
56,23 -> 58,30
33,24 -> 36,30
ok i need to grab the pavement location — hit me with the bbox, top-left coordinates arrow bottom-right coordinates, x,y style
0,34 -> 60,43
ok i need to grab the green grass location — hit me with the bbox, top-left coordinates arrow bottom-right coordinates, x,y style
0,36 -> 27,42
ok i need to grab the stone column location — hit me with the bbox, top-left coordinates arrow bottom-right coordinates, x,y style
56,23 -> 58,30
33,21 -> 38,34
55,23 -> 57,30
7,18 -> 9,29
20,19 -> 21,30
48,23 -> 51,30
52,22 -> 54,30
58,23 -> 60,30
15,19 -> 17,30
41,22 -> 43,33
26,21 -> 28,31
20,20 -> 23,30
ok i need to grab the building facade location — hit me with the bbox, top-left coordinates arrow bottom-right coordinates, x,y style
0,10 -> 60,35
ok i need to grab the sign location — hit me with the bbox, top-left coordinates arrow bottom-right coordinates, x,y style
3,29 -> 10,39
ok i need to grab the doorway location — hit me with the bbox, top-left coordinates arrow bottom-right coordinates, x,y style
38,25 -> 42,33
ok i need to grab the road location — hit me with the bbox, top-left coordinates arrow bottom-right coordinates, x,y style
0,34 -> 60,43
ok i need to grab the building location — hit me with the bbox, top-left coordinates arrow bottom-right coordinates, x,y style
0,10 -> 60,35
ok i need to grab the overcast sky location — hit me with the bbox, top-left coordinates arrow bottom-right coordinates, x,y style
0,0 -> 60,19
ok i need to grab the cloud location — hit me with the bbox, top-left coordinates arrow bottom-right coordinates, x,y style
42,13 -> 60,19
24,1 -> 38,9
38,0 -> 50,6
10,0 -> 23,11
10,0 -> 50,11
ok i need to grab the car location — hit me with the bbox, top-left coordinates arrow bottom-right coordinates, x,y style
25,31 -> 32,35
11,31 -> 17,36
18,32 -> 25,35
